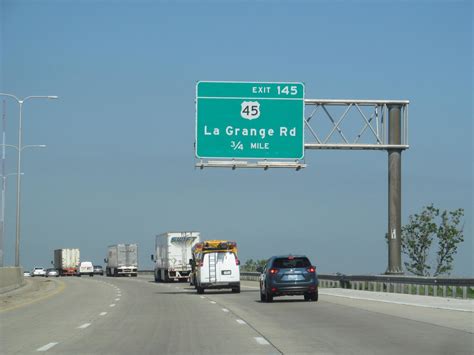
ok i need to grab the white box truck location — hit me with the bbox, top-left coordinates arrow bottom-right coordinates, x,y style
54,248 -> 80,276
105,244 -> 138,277
152,231 -> 200,282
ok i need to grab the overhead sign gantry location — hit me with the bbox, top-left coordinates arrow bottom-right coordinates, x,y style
194,80 -> 410,274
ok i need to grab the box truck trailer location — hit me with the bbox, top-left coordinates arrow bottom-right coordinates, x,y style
105,244 -> 138,277
53,248 -> 80,276
152,232 -> 200,282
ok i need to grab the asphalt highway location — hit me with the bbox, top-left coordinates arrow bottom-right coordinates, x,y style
1,275 -> 472,354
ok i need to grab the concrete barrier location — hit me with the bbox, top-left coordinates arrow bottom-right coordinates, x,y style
0,267 -> 24,294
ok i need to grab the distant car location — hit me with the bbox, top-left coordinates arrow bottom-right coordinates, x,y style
76,261 -> 94,277
46,268 -> 59,277
93,265 -> 104,275
31,267 -> 46,277
23,270 -> 31,277
258,255 -> 318,302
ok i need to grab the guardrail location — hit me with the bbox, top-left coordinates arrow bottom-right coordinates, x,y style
240,272 -> 474,300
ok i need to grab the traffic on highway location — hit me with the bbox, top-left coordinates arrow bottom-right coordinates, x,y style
2,271 -> 472,354
2,231 -> 472,354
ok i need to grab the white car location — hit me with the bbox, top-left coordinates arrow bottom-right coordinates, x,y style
31,267 -> 46,277
76,261 -> 94,277
46,268 -> 60,277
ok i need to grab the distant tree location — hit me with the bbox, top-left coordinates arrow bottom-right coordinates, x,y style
256,259 -> 267,270
243,259 -> 256,271
434,209 -> 465,276
401,205 -> 464,276
242,259 -> 267,271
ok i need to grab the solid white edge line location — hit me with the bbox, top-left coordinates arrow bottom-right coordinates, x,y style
37,342 -> 58,352
319,292 -> 474,312
78,323 -> 91,329
99,312 -> 107,316
236,319 -> 246,325
242,284 -> 472,312
254,337 -> 270,345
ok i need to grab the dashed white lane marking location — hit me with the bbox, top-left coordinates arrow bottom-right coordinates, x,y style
100,312 -> 107,316
200,296 -> 206,299
37,342 -> 58,352
115,298 -> 120,301
236,319 -> 246,325
78,323 -> 91,329
222,308 -> 229,312
110,304 -> 116,307
210,301 -> 216,304
254,337 -> 270,345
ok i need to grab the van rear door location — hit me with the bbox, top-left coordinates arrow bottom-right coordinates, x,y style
215,252 -> 239,283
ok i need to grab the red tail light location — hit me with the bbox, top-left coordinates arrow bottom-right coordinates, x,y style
307,266 -> 316,273
269,268 -> 279,274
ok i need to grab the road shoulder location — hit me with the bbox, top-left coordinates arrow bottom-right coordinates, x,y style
0,277 -> 64,312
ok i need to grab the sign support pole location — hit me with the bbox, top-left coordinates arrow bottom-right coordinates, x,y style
387,105 -> 403,274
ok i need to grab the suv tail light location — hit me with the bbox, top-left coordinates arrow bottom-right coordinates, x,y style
307,266 -> 316,273
269,268 -> 279,274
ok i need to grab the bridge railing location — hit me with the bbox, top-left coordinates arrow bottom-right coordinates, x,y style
240,272 -> 474,300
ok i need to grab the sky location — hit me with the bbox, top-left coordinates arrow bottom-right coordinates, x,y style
0,0 -> 472,276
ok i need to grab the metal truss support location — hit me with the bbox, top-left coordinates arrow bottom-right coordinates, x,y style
304,99 -> 409,274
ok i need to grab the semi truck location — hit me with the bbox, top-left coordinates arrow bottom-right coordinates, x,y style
53,248 -> 80,276
152,231 -> 200,282
190,240 -> 240,294
105,244 -> 138,277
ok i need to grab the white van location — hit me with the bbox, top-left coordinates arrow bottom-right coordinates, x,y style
195,250 -> 240,293
76,261 -> 94,277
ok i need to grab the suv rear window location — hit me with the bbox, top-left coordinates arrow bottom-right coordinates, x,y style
272,257 -> 311,268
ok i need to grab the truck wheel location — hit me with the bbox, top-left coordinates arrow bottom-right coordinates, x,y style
197,286 -> 204,294
232,286 -> 240,293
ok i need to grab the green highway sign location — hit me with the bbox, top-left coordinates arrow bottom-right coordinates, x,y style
195,81 -> 305,160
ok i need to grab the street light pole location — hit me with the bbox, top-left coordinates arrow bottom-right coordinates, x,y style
0,93 -> 57,267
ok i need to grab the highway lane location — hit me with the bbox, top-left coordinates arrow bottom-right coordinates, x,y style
1,275 -> 472,354
1,276 -> 279,354
1,276 -> 118,354
200,280 -> 474,355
